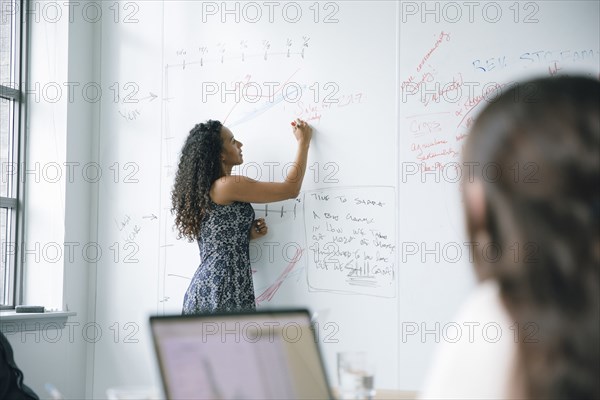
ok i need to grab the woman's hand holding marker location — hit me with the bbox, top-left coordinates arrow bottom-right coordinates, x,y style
291,118 -> 312,145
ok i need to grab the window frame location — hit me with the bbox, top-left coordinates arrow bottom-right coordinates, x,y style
1,0 -> 29,309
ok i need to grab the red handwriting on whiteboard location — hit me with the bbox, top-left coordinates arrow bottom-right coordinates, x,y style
423,73 -> 464,107
410,119 -> 442,135
401,72 -> 435,95
423,162 -> 445,171
456,133 -> 468,142
456,81 -> 510,129
295,92 -> 364,123
416,147 -> 459,161
417,31 -> 451,72
548,61 -> 562,76
411,138 -> 448,157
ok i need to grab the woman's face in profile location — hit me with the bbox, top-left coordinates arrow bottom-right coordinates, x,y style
220,126 -> 244,166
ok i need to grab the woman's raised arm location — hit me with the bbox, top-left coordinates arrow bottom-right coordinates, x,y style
211,119 -> 313,204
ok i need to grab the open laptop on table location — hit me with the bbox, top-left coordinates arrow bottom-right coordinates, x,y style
150,309 -> 333,400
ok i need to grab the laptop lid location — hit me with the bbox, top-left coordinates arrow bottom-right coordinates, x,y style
150,309 -> 333,400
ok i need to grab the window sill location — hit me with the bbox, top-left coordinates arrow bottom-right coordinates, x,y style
0,310 -> 76,332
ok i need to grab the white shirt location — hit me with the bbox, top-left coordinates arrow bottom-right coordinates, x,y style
420,280 -> 518,399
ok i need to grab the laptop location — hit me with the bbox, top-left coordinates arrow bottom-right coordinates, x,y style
150,309 -> 334,400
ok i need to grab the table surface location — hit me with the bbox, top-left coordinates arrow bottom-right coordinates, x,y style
375,389 -> 418,399
331,388 -> 418,400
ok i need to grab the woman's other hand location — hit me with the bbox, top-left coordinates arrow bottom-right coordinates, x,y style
250,218 -> 268,240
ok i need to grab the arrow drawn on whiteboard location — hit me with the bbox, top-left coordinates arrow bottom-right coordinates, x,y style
167,273 -> 191,281
226,93 -> 292,127
255,248 -> 303,304
139,92 -> 158,102
224,69 -> 302,126
118,92 -> 158,122
142,214 -> 158,220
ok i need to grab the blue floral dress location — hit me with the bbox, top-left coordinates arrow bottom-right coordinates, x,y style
182,201 -> 256,314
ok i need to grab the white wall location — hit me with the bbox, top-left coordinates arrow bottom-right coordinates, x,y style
6,1 -> 99,399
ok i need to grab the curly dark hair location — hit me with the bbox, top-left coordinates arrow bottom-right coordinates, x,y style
464,77 -> 599,399
171,120 -> 224,241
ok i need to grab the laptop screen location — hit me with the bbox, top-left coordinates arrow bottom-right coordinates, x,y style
150,309 -> 333,400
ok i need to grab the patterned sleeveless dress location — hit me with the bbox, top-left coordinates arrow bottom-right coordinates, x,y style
182,200 -> 256,314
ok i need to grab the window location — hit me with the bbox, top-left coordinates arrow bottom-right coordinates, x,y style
1,0 -> 26,308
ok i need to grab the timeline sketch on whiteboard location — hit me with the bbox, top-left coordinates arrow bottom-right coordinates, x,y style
168,36 -> 311,69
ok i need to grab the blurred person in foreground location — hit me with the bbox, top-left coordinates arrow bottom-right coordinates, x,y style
421,76 -> 599,399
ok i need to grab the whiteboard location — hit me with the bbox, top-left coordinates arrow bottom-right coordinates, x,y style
90,1 -> 599,396
397,0 -> 599,387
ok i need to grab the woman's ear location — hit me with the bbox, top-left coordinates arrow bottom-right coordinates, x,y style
464,178 -> 493,281
464,178 -> 486,231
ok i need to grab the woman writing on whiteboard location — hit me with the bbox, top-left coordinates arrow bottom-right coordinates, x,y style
421,77 -> 599,399
171,119 -> 312,313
